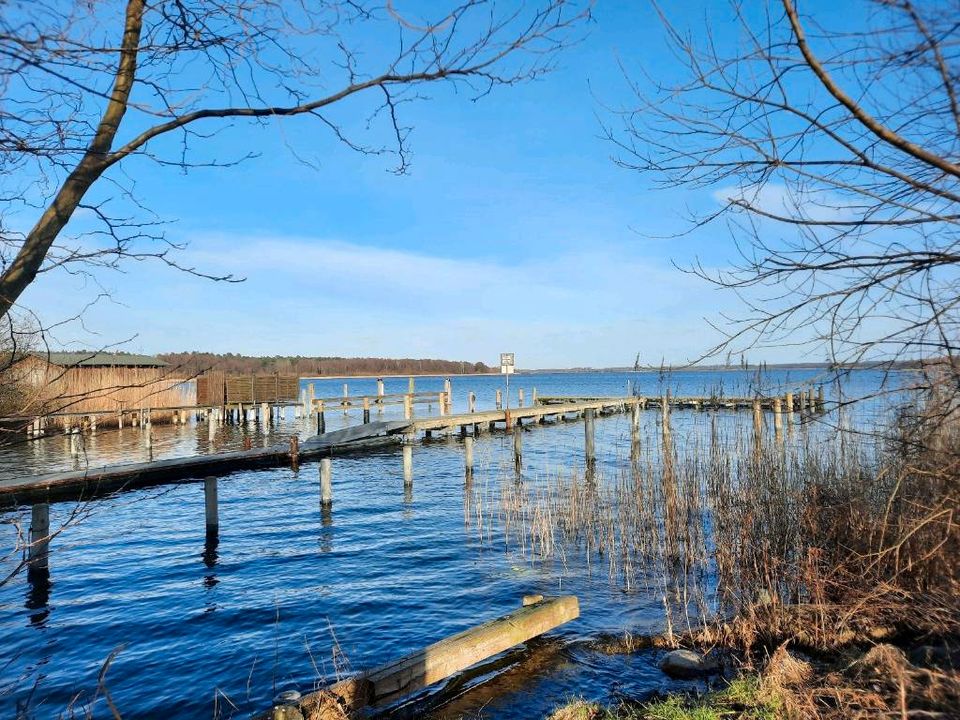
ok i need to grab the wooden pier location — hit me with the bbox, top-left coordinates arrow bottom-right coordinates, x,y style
0,388 -> 822,507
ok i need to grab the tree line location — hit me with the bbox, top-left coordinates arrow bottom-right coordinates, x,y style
158,352 -> 492,378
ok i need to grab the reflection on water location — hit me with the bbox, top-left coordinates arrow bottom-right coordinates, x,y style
0,370 -> 900,719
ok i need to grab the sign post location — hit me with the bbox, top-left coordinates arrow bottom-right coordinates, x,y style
500,352 -> 515,414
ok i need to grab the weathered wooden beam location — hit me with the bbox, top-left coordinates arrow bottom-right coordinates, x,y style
264,596 -> 579,720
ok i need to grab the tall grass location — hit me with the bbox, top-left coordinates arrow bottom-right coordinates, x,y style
472,398 -> 959,650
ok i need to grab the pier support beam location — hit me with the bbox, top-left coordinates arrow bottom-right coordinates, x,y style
204,477 -> 219,536
584,408 -> 596,469
518,388 -> 525,408
363,397 -> 371,424
773,397 -> 783,441
28,502 -> 50,577
320,458 -> 332,507
630,402 -> 640,460
317,401 -> 326,435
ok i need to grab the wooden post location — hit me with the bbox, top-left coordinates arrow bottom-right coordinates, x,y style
444,378 -> 452,409
785,392 -> 795,426
808,387 -> 816,411
817,386 -> 825,411
320,458 -> 332,507
404,394 -> 412,420
630,402 -> 640,459
28,502 -> 50,575
438,392 -> 446,417
531,388 -> 538,406
377,377 -> 385,412
799,389 -> 807,413
468,391 -> 476,413
342,382 -> 349,415
495,389 -> 502,410
204,476 -> 219,536
584,408 -> 596,468
518,388 -> 525,408
513,425 -> 522,474
464,435 -> 474,480
208,415 -> 216,442
317,400 -> 326,434
361,396 -> 370,424
773,397 -> 783,440
752,398 -> 762,445
408,376 -> 415,394
289,435 -> 299,465
402,441 -> 413,486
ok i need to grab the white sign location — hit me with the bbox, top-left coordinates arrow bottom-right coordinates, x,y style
500,352 -> 515,374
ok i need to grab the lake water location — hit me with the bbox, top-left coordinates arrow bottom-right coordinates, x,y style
0,369 -> 904,718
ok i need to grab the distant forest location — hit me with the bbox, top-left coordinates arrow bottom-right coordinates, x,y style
157,352 -> 494,377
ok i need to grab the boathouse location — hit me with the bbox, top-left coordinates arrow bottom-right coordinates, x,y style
7,351 -> 193,429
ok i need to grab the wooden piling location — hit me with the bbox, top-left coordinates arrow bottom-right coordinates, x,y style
289,435 -> 299,466
513,425 -> 522,473
408,376 -> 415,394
773,397 -> 783,440
363,397 -> 371,424
630,402 -> 640,458
317,400 -> 326,434
464,436 -> 474,480
518,388 -> 525,408
377,378 -> 385,403
402,441 -> 413,486
468,391 -> 476,413
342,383 -> 349,415
28,502 -> 50,574
403,394 -> 412,420
785,392 -> 794,425
817,386 -> 825,411
204,476 -> 219,535
320,459 -> 332,507
584,408 -> 596,468
495,389 -> 502,410
752,398 -> 763,445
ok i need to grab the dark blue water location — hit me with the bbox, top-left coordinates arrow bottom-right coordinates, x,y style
0,369 -> 900,718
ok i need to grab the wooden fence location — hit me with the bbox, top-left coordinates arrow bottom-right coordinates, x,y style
197,373 -> 299,406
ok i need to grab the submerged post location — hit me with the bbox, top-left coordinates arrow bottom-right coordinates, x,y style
584,408 -> 596,469
204,477 -> 219,536
320,458 -> 332,507
28,503 -> 50,576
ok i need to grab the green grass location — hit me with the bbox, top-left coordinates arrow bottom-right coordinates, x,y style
549,675 -> 783,720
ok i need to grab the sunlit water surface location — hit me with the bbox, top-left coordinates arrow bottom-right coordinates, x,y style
0,369 -> 904,718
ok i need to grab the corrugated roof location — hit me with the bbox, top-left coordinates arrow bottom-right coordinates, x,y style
35,352 -> 168,368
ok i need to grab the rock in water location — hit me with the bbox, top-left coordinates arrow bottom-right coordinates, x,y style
659,648 -> 719,679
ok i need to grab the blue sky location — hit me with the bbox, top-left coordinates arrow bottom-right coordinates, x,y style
18,2 -> 829,368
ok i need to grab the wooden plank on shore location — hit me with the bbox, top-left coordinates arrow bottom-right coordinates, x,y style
263,596 -> 579,719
